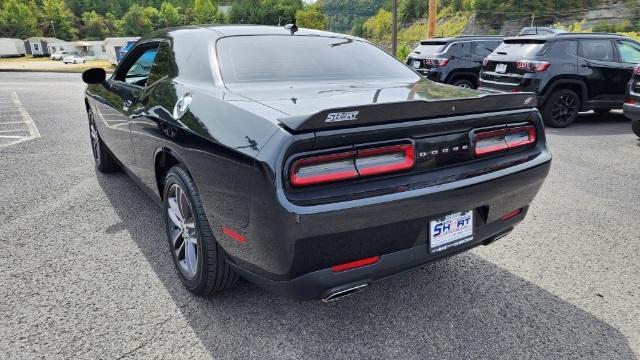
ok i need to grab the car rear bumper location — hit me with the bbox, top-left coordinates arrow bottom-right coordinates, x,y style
623,102 -> 640,121
227,153 -> 551,300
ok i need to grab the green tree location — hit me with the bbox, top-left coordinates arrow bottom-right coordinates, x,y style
194,0 -> 218,23
159,2 -> 183,28
0,0 -> 39,38
80,11 -> 108,39
118,5 -> 159,36
362,8 -> 392,41
42,0 -> 78,40
296,5 -> 327,30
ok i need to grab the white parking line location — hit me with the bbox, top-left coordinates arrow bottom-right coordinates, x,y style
0,92 -> 40,148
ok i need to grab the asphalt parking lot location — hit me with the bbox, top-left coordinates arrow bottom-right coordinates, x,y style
0,72 -> 638,359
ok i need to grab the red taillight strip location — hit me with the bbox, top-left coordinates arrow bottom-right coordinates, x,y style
222,226 -> 247,244
289,144 -> 415,187
356,144 -> 415,177
331,256 -> 380,273
474,125 -> 536,157
290,151 -> 358,187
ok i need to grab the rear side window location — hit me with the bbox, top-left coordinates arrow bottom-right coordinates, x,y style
579,40 -> 614,61
217,36 -> 418,85
494,40 -> 546,57
550,40 -> 577,57
471,41 -> 499,57
147,43 -> 175,86
616,40 -> 640,63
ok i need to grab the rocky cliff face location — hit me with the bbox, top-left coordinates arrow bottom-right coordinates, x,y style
466,1 -> 639,36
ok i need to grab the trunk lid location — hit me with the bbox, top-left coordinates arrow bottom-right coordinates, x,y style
230,79 -> 537,132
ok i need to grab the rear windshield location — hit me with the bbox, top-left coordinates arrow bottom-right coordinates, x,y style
494,40 -> 547,57
415,42 -> 447,54
216,35 -> 419,85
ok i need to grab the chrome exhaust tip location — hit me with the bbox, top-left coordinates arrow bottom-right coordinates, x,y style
322,283 -> 369,302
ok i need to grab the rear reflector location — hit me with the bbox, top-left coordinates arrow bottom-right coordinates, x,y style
331,256 -> 380,273
222,226 -> 247,244
501,208 -> 523,221
625,98 -> 637,105
474,125 -> 536,157
290,144 -> 415,187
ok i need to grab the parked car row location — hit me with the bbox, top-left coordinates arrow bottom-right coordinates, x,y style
409,32 -> 640,131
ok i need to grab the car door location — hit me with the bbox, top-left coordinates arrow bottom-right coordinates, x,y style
97,43 -> 160,170
127,42 -> 182,193
614,39 -> 640,97
577,39 -> 623,105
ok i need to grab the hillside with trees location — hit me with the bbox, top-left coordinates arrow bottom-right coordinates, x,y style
1,0 -> 639,54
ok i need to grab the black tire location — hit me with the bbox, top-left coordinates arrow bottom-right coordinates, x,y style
163,165 -> 238,296
88,109 -> 119,172
451,78 -> 475,89
632,120 -> 640,137
542,89 -> 580,128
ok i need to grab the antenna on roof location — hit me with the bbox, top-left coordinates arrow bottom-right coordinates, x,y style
285,20 -> 298,35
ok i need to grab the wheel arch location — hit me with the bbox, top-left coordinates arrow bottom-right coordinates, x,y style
154,147 -> 191,201
541,79 -> 587,109
446,71 -> 479,87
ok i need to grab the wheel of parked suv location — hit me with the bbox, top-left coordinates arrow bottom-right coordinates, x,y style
163,165 -> 238,296
452,79 -> 475,89
88,109 -> 119,172
542,89 -> 580,128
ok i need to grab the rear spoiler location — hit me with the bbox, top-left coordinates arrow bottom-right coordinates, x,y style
278,93 -> 537,132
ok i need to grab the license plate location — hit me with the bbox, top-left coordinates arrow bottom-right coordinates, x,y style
413,60 -> 421,69
429,210 -> 473,253
495,63 -> 507,73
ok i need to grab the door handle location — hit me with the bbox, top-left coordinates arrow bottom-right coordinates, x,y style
123,99 -> 134,112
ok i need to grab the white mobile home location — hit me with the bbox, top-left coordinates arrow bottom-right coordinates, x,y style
24,37 -> 65,57
0,38 -> 25,57
104,37 -> 139,65
47,41 -> 75,55
73,41 -> 108,60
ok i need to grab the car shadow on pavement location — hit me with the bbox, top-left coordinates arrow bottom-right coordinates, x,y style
545,111 -> 633,137
96,171 -> 636,360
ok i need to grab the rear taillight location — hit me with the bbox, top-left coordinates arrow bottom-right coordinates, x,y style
290,151 -> 358,187
473,125 -> 536,157
425,58 -> 450,67
289,144 -> 415,187
516,60 -> 550,72
625,98 -> 637,105
634,64 -> 640,76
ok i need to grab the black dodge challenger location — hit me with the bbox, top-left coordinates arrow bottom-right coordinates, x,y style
82,25 -> 551,301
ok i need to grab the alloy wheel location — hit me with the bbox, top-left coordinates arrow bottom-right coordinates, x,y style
167,184 -> 199,279
551,94 -> 578,126
89,116 -> 100,164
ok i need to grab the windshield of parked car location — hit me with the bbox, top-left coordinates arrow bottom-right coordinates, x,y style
216,35 -> 419,85
494,40 -> 547,57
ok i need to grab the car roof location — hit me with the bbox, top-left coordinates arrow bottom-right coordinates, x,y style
506,32 -> 628,41
140,24 -> 358,41
419,35 -> 503,44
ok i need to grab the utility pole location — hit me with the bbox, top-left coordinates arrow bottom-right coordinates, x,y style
392,0 -> 398,57
50,20 -> 57,38
427,0 -> 437,38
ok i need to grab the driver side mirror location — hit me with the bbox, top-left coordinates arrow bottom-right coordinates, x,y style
82,68 -> 106,84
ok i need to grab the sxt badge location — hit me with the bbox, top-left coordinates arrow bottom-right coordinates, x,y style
325,111 -> 359,123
